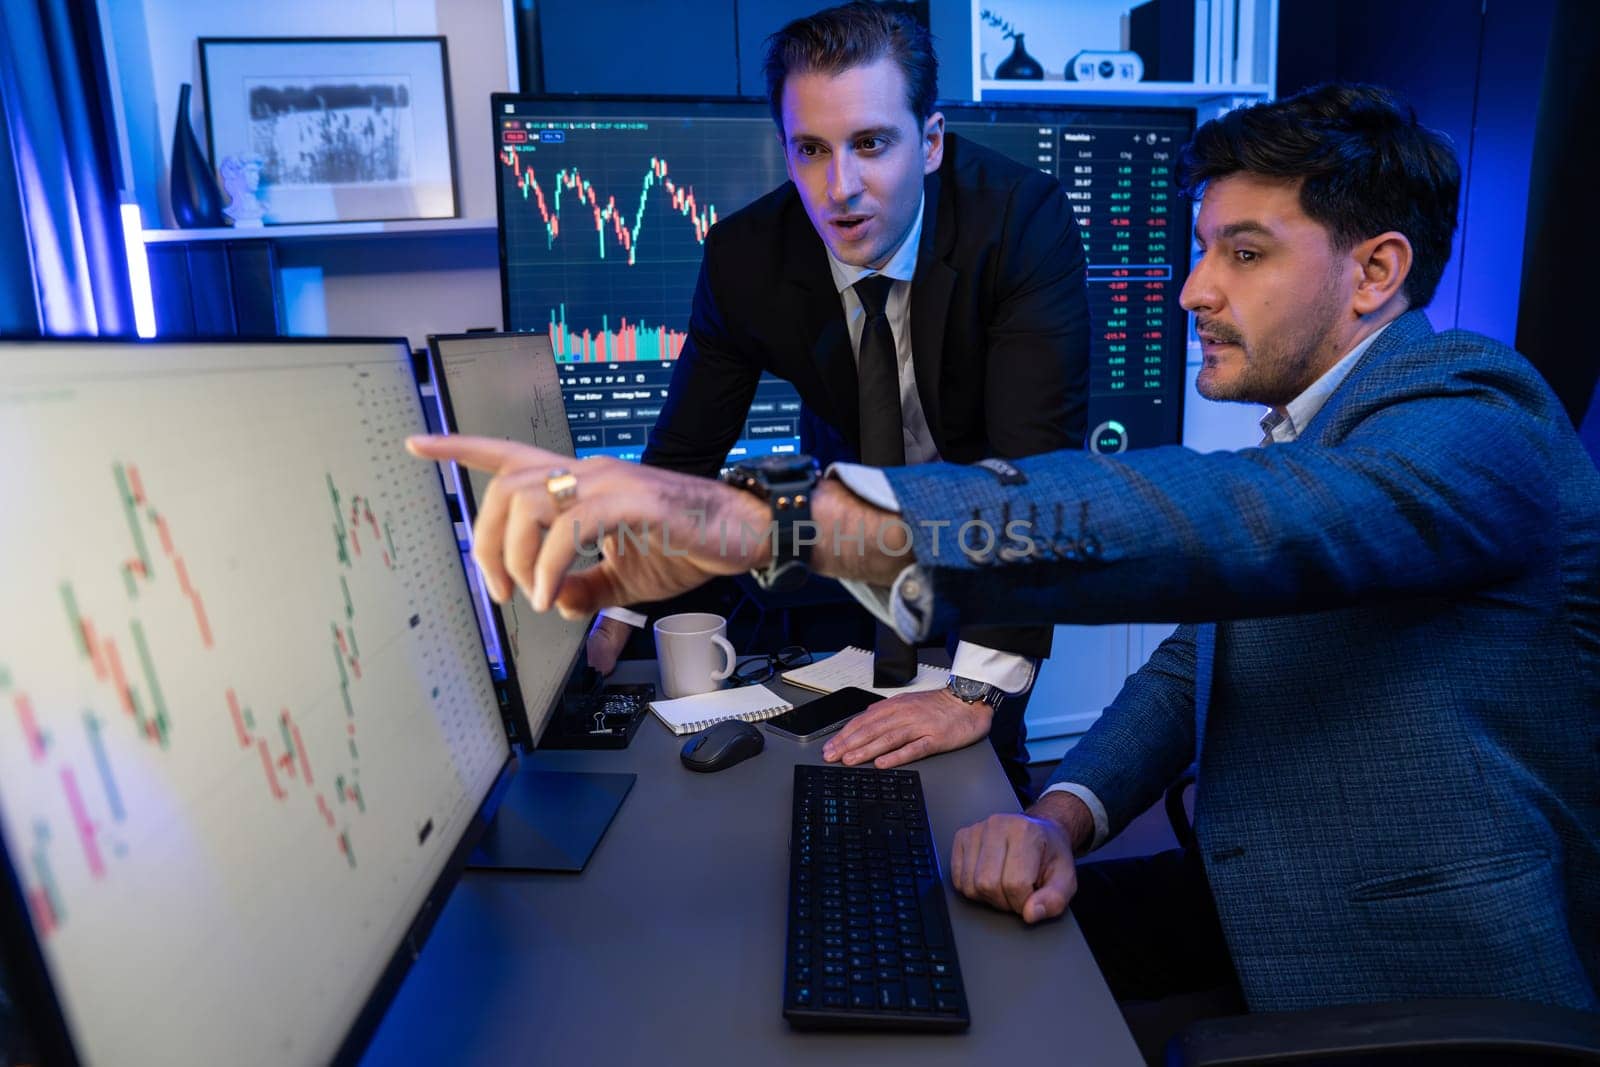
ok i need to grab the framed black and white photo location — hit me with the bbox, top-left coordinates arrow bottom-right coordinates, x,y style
199,37 -> 458,225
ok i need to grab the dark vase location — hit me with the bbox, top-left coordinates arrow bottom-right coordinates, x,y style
170,83 -> 224,228
994,35 -> 1044,79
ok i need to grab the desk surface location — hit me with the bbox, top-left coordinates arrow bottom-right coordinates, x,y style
362,661 -> 1140,1065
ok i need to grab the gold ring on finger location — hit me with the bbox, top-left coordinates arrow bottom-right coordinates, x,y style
545,468 -> 578,511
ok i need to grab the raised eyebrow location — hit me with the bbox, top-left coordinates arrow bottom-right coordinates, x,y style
1212,221 -> 1278,242
786,126 -> 900,148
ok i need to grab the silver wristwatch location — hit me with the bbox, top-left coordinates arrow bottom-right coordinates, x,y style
946,675 -> 1005,709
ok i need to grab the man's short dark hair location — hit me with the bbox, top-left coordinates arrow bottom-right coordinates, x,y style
763,2 -> 937,133
1177,83 -> 1461,310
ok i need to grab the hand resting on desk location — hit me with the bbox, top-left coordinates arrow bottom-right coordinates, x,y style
950,791 -> 1095,924
822,688 -> 993,770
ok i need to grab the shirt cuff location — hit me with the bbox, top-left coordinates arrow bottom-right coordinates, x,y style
949,644 -> 1036,694
1040,782 -> 1110,853
598,606 -> 647,629
836,563 -> 933,644
825,462 -> 931,643
827,461 -> 901,513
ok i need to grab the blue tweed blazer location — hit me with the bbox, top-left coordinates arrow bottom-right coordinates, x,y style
882,311 -> 1600,1012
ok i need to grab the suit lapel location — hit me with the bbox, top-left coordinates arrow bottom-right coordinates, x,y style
1303,310 -> 1434,445
1191,317 -> 1434,762
782,211 -> 859,456
909,165 -> 953,446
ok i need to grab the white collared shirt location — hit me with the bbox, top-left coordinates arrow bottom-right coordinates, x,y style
823,194 -> 1032,695
824,193 -> 939,466
613,195 -> 1031,693
1258,322 -> 1391,445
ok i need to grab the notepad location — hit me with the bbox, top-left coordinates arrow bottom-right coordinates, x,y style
780,645 -> 947,698
647,684 -> 794,736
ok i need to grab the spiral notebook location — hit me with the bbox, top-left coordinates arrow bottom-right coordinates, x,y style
647,684 -> 794,736
779,645 -> 946,698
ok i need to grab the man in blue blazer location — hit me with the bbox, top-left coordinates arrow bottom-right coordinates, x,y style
925,85 -> 1600,1019
410,84 -> 1599,1018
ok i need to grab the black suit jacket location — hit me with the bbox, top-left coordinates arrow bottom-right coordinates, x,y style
644,134 -> 1090,661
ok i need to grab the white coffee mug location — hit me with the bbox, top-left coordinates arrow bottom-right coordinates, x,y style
653,612 -> 736,698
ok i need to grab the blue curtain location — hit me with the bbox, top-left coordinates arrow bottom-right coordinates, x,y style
0,0 -> 134,335
1517,0 -> 1600,448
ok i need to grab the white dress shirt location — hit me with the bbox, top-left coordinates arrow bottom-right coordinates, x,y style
610,197 -> 1035,695
823,196 -> 1034,696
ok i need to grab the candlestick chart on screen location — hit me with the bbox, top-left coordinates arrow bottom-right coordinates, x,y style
0,343 -> 508,1064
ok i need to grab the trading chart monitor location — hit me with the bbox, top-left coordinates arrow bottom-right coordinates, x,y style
0,338 -> 512,1066
494,95 -> 795,462
494,94 -> 1193,460
946,103 -> 1194,453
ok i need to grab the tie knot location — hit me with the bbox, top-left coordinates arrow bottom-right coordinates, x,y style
853,274 -> 895,317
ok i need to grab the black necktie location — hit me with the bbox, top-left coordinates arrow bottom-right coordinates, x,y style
852,274 -> 917,687
854,274 -> 904,467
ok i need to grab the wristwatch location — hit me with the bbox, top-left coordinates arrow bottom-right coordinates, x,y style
946,674 -> 1006,709
722,453 -> 820,592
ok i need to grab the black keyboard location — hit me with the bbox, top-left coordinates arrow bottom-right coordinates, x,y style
783,765 -> 970,1031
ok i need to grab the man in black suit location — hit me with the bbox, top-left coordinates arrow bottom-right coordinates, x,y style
589,1 -> 1090,796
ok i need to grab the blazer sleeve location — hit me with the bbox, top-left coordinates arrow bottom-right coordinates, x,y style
641,245 -> 762,479
956,172 -> 1091,662
880,350 -> 1556,632
1047,624 -> 1199,840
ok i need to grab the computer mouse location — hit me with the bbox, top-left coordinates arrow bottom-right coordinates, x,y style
680,720 -> 765,773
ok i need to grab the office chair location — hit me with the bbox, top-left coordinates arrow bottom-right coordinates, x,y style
1159,772 -> 1600,1066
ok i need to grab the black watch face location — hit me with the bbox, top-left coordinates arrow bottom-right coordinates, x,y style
949,677 -> 983,701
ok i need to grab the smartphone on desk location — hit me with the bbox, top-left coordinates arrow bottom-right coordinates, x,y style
762,686 -> 879,743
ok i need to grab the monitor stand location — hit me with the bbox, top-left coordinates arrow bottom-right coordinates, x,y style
468,767 -> 634,873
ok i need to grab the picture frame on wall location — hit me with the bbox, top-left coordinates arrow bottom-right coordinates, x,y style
199,36 -> 458,226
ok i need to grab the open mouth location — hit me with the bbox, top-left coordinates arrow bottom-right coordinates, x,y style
831,215 -> 870,233
1195,319 -> 1242,348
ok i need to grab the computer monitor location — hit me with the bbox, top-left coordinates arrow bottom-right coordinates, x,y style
424,332 -> 635,873
0,337 -> 512,1065
492,94 -> 1193,460
425,331 -> 589,749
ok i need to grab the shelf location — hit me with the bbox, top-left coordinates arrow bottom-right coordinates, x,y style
977,80 -> 1272,107
139,217 -> 497,244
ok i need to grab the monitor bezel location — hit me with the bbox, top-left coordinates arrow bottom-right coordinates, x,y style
425,331 -> 590,752
0,334 -> 518,1067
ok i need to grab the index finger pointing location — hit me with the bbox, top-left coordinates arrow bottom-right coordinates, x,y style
406,434 -> 558,474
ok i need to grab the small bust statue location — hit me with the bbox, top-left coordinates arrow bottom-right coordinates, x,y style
220,154 -> 267,227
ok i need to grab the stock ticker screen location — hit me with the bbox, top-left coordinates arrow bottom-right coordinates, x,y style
493,96 -> 1194,461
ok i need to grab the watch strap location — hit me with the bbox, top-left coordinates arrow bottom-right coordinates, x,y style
724,457 -> 819,592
